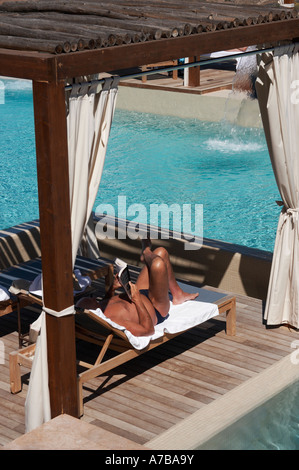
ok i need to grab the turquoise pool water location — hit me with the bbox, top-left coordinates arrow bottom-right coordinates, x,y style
198,380 -> 299,450
0,79 -> 37,230
0,78 -> 280,251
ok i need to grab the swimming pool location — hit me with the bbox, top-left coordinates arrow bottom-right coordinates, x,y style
198,380 -> 299,450
147,353 -> 299,451
0,78 -> 280,251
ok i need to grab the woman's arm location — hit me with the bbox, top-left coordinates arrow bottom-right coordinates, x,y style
123,283 -> 155,336
104,274 -> 121,298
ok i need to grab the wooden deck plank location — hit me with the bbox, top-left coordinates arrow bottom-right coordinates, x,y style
84,394 -> 169,434
121,67 -> 235,95
124,373 -> 204,411
82,375 -> 184,425
109,379 -> 190,418
193,328 -> 288,361
166,330 -> 274,367
186,329 -> 281,363
82,405 -> 157,443
0,287 -> 299,448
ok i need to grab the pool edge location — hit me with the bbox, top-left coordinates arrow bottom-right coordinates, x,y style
147,351 -> 299,450
116,86 -> 263,129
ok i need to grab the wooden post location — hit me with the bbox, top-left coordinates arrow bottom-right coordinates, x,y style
188,56 -> 200,87
32,79 -> 78,419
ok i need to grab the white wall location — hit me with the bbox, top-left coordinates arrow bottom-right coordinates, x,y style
116,85 -> 263,128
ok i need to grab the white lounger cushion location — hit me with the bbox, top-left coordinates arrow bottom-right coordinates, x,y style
0,285 -> 10,301
28,269 -> 92,297
90,300 -> 219,350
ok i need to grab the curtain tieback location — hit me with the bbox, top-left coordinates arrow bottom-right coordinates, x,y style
44,305 -> 75,318
286,208 -> 299,216
280,208 -> 299,237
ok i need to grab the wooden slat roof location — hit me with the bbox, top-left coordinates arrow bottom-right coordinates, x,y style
0,0 -> 297,55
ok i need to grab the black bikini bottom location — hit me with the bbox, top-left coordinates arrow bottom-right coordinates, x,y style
139,289 -> 169,325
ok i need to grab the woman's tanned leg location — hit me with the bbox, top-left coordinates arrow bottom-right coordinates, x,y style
136,243 -> 198,316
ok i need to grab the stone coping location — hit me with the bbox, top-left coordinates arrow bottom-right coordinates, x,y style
3,414 -> 149,451
147,352 -> 299,450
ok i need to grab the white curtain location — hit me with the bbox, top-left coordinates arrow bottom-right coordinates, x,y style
256,44 -> 299,328
68,77 -> 119,263
25,76 -> 119,432
25,311 -> 50,432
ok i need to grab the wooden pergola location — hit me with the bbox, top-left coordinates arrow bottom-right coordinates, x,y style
1,0 -> 299,420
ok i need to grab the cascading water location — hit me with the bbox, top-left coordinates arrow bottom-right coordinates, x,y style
233,45 -> 258,99
222,46 -> 260,127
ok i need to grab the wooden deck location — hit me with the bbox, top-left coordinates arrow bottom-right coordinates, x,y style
120,65 -> 236,95
1,280 -> 298,448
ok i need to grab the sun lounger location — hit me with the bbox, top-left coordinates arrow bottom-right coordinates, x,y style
75,284 -> 235,415
0,294 -> 17,316
1,256 -> 114,346
0,283 -> 16,315
0,281 -> 27,345
9,277 -> 236,417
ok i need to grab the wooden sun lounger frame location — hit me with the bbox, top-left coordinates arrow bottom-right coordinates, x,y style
75,292 -> 235,416
0,298 -> 17,316
9,265 -> 236,416
1,298 -> 22,346
9,261 -> 114,395
3,257 -> 114,347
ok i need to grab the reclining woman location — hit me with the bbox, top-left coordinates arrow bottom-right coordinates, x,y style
77,241 -> 198,337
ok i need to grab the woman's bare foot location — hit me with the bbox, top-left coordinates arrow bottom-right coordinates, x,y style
172,289 -> 198,305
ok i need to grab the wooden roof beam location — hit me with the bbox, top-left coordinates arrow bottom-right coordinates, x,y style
55,18 -> 299,81
0,48 -> 56,81
0,18 -> 299,82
